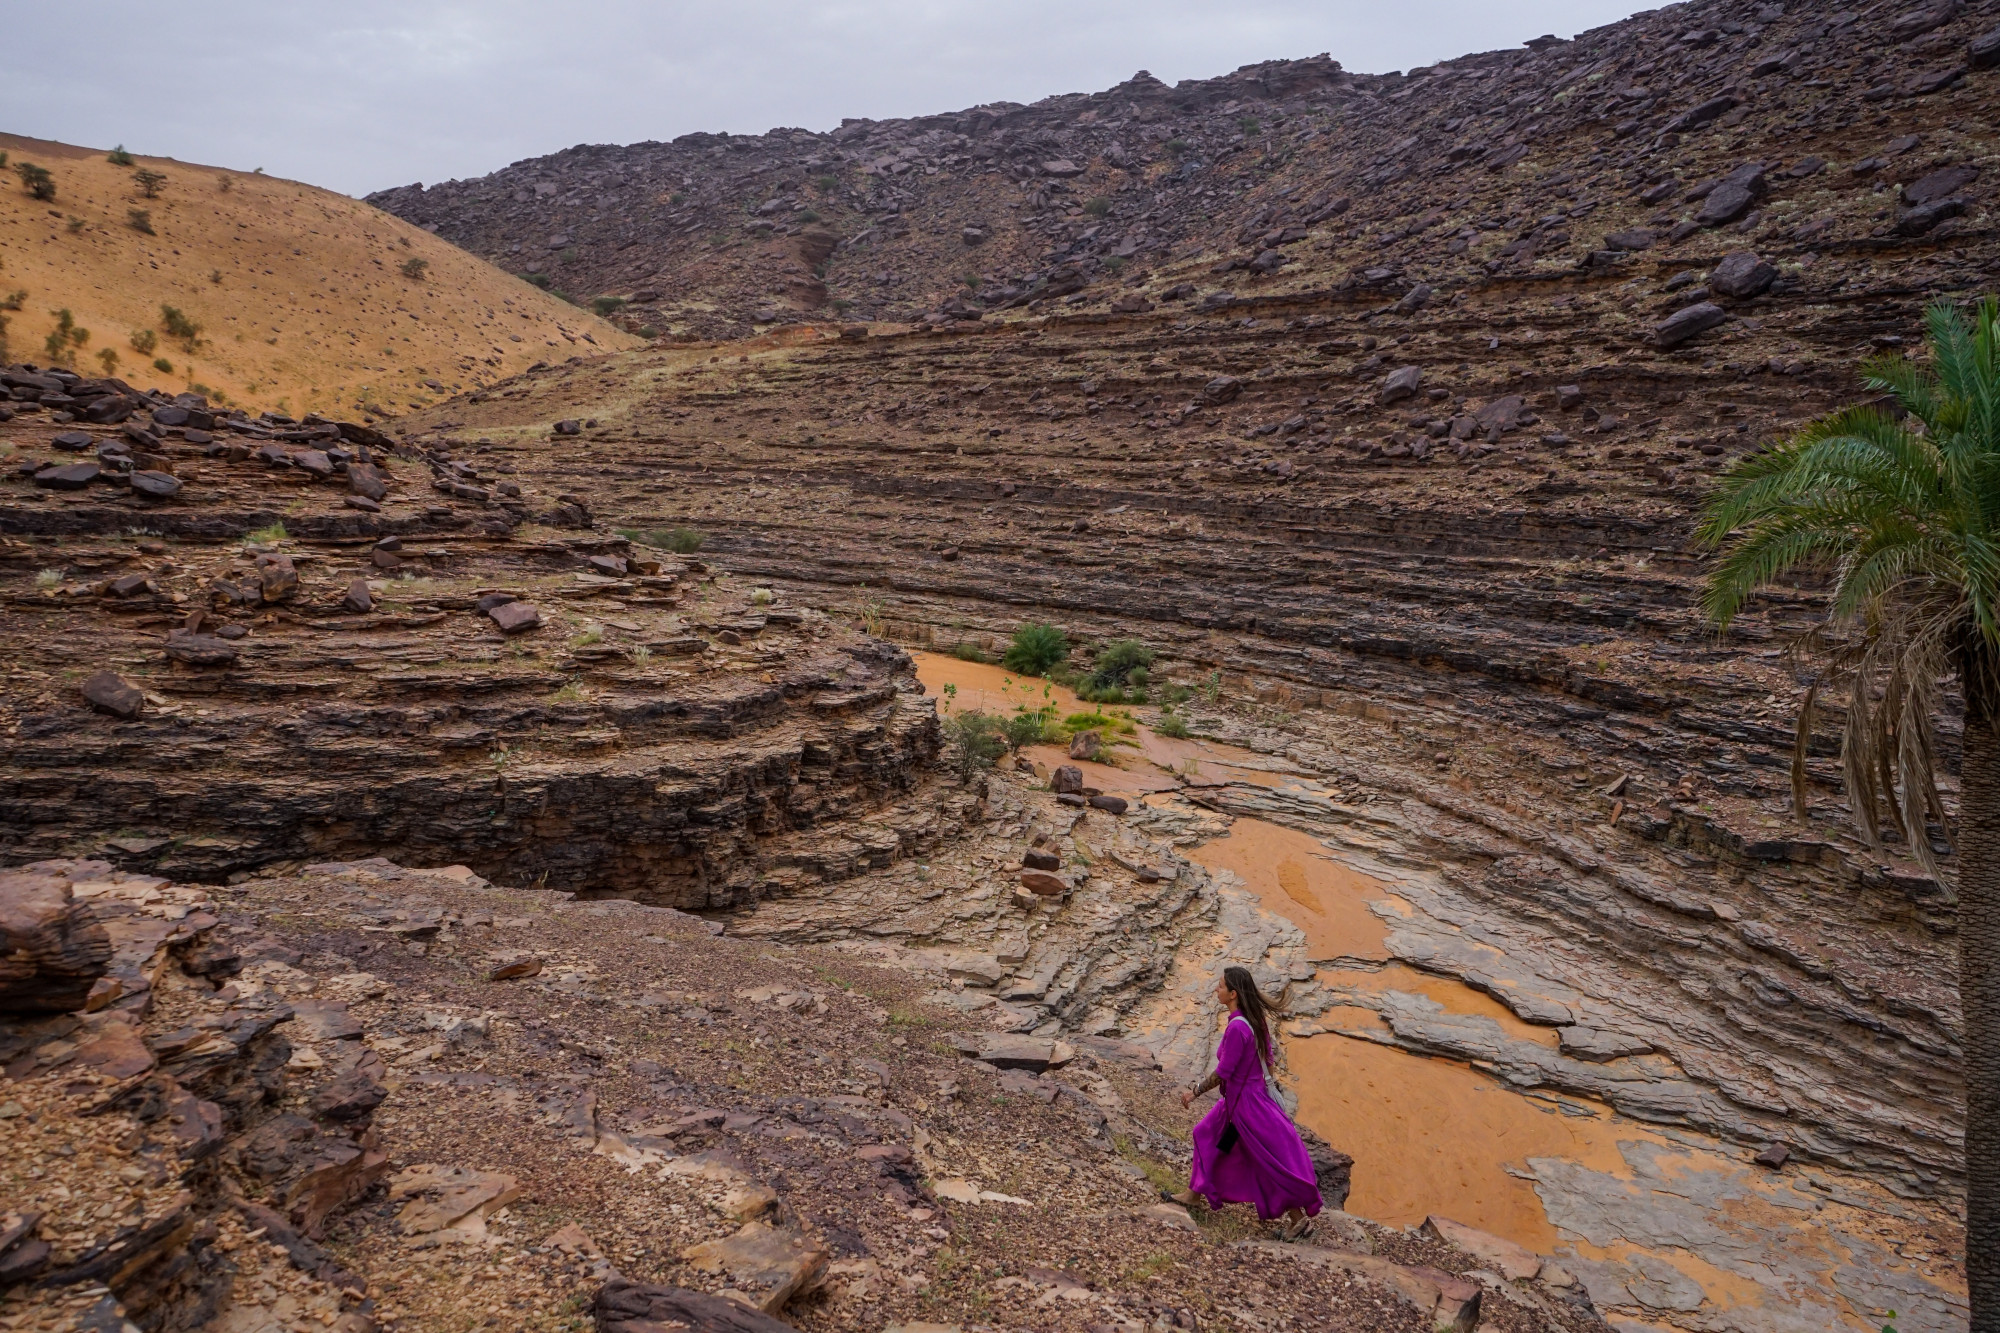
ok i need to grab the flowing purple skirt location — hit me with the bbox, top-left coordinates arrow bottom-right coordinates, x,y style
1189,1016 -> 1323,1221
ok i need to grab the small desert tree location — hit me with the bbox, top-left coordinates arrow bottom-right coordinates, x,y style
107,145 -> 134,166
132,168 -> 166,198
400,256 -> 429,281
1697,297 -> 2000,1327
16,162 -> 54,201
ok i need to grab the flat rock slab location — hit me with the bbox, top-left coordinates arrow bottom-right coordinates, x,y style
949,1032 -> 1075,1071
489,601 -> 542,633
595,1279 -> 799,1333
680,1221 -> 827,1314
1422,1215 -> 1541,1280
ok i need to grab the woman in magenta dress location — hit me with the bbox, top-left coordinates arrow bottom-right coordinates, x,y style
1177,966 -> 1323,1240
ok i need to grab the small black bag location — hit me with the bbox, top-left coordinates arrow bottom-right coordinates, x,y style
1216,1122 -> 1240,1154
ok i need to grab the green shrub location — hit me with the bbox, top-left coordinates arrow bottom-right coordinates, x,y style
1002,622 -> 1069,676
129,328 -> 157,354
1086,639 -> 1154,694
400,257 -> 429,280
247,522 -> 289,543
798,209 -> 820,223
153,357 -> 172,373
948,710 -> 1008,781
0,290 -> 22,312
815,175 -> 838,192
1238,116 -> 1262,135
160,304 -> 202,347
521,272 -> 552,289
96,348 -> 118,374
592,295 -> 626,316
17,162 -> 55,201
132,168 -> 166,198
127,208 -> 154,235
1083,196 -> 1110,217
1004,709 -> 1053,751
1164,139 -> 1190,158
663,527 -> 704,554
42,309 -> 88,365
951,641 -> 990,664
108,145 -> 134,166
1155,709 -> 1191,739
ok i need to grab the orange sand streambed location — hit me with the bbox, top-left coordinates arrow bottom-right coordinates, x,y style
909,652 -> 1627,1238
908,651 -> 1963,1327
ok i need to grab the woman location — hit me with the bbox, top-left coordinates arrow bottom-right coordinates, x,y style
1176,966 -> 1323,1240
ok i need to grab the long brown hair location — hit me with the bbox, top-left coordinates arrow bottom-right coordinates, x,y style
1223,966 -> 1273,1066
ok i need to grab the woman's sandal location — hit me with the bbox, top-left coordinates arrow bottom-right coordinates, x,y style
1279,1215 -> 1317,1243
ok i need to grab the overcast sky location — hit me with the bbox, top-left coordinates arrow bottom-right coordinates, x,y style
5,2 -> 1644,198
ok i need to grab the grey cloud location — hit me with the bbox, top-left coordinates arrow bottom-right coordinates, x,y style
3,1 -> 1643,197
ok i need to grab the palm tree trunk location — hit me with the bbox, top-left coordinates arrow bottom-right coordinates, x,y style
1963,648 -> 2000,1331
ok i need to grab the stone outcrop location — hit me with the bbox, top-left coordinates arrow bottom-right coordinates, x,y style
0,388 -> 961,908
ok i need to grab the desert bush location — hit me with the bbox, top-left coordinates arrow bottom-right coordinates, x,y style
814,175 -> 838,192
662,527 -> 704,553
209,268 -> 222,284
1155,708 -> 1191,739
1084,639 -> 1154,695
1004,709 -> 1053,751
153,357 -> 172,373
107,146 -> 134,166
96,348 -> 118,374
129,328 -> 157,354
216,175 -> 232,193
400,257 -> 429,280
592,295 -> 626,316
160,304 -> 202,348
16,163 -> 54,201
1164,139 -> 1190,158
247,522 -> 288,543
0,290 -> 23,312
521,272 -> 552,289
43,310 -> 88,365
127,209 -> 154,234
0,314 -> 9,362
951,641 -> 990,664
132,169 -> 165,198
948,710 -> 1008,782
1084,196 -> 1110,217
1002,622 -> 1069,676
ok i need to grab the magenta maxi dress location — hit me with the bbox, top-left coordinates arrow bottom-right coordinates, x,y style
1189,1015 -> 1323,1220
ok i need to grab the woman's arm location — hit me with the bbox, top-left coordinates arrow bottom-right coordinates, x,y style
1179,1070 -> 1221,1108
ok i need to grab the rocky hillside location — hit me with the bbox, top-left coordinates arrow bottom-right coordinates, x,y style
354,0 -> 2000,1233
0,854 -> 1601,1333
0,134 -> 641,420
371,0 -> 1998,342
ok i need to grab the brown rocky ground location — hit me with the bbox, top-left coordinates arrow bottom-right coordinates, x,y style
1,854 -> 1605,1333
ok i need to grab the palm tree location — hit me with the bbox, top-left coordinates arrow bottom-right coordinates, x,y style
1696,297 -> 2000,1329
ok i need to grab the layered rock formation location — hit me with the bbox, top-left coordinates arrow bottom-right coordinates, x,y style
0,381 -> 955,906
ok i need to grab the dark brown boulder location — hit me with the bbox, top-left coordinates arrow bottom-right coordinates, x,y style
342,579 -> 373,613
0,872 -> 112,1014
129,470 -> 181,500
348,462 -> 388,501
595,1280 -> 798,1333
81,670 -> 143,719
1051,764 -> 1085,793
489,601 -> 542,633
35,463 -> 100,490
1711,251 -> 1777,299
1655,302 -> 1728,349
1023,849 -> 1061,871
